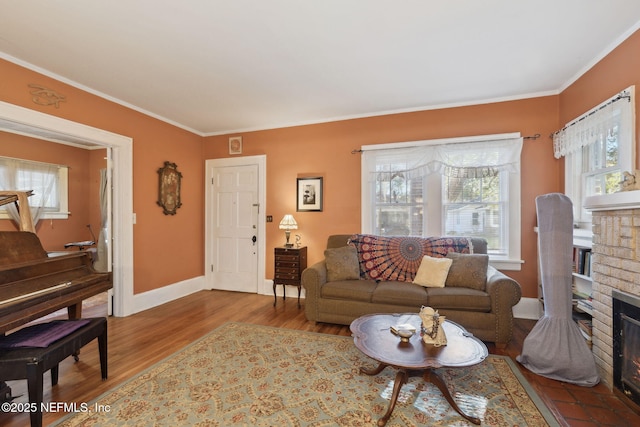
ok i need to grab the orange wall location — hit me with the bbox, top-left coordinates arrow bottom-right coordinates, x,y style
559,29 -> 640,169
0,59 -> 204,294
203,96 -> 562,298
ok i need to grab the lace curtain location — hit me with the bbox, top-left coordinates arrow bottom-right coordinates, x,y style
0,157 -> 60,227
553,91 -> 633,159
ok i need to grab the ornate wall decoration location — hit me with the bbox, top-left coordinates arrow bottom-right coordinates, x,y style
28,84 -> 66,108
157,161 -> 182,215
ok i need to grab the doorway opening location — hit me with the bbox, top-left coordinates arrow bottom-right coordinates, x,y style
0,100 -> 135,316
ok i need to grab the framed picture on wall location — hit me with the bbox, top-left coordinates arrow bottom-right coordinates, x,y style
229,136 -> 242,155
297,177 -> 323,212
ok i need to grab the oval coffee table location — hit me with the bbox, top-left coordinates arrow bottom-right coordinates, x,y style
350,313 -> 488,426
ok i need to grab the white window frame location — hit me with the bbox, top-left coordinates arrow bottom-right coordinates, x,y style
0,157 -> 69,220
559,87 -> 635,228
361,133 -> 522,270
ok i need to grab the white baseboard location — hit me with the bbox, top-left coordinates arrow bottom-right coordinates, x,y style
132,275 -> 207,314
513,297 -> 542,320
263,279 -> 306,300
260,279 -> 273,297
131,277 -> 284,315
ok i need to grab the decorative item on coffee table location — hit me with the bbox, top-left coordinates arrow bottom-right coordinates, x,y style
419,305 -> 447,347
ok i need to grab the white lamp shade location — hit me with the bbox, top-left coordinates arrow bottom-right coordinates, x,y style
278,214 -> 298,230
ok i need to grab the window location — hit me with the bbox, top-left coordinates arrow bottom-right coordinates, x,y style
0,157 -> 69,221
554,86 -> 635,225
443,166 -> 506,255
361,133 -> 523,269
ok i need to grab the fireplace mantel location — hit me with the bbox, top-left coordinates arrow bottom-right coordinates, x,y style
584,190 -> 640,211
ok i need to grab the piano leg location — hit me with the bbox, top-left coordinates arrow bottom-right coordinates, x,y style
67,302 -> 83,361
67,302 -> 82,320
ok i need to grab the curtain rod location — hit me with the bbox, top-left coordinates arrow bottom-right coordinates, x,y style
551,90 -> 632,138
350,134 -> 538,154
0,155 -> 69,169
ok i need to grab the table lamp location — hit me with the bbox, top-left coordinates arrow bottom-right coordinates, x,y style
278,214 -> 298,247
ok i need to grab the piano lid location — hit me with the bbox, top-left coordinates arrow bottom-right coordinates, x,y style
0,231 -> 47,265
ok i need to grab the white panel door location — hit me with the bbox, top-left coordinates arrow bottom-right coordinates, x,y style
209,164 -> 259,292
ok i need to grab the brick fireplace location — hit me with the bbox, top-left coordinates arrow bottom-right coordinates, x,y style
586,190 -> 640,398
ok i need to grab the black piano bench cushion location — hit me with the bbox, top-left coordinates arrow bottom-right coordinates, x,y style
0,319 -> 90,348
0,317 -> 107,427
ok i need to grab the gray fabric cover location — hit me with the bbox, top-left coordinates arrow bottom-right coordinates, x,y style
516,193 -> 599,386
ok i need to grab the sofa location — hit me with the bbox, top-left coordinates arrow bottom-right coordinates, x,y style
302,234 -> 522,348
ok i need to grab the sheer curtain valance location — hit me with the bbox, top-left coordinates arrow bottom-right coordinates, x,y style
363,137 -> 523,181
553,89 -> 633,159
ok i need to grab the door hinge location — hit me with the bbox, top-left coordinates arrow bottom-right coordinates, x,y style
211,264 -> 214,272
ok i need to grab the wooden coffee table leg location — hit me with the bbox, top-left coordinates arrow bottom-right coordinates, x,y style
358,363 -> 407,426
376,369 -> 408,427
425,369 -> 481,425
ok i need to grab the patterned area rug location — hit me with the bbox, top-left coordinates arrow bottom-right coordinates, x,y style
53,323 -> 559,427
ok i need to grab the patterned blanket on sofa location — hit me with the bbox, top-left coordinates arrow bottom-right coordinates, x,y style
348,234 -> 473,282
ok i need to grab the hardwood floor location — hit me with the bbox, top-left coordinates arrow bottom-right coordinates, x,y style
1,290 -> 639,426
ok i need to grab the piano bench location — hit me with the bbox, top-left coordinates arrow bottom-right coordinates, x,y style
0,317 -> 107,427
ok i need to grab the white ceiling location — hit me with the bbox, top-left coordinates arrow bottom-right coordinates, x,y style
1,1 -> 640,136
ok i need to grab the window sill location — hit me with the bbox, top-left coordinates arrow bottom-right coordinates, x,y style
489,259 -> 523,271
0,212 -> 69,220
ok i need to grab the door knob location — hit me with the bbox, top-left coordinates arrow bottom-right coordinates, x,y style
252,235 -> 257,245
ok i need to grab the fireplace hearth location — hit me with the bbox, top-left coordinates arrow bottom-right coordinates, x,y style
613,290 -> 640,410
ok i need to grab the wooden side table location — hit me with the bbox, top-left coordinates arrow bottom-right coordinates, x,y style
273,246 -> 307,307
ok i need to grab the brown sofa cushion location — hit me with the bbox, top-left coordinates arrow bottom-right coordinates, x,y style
445,252 -> 489,291
325,245 -> 360,281
371,281 -> 429,306
426,287 -> 491,311
321,280 -> 376,302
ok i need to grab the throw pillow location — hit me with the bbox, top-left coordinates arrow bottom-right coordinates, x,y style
325,245 -> 360,282
412,255 -> 453,288
445,252 -> 489,291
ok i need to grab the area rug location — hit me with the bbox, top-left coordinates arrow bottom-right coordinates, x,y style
52,322 -> 559,427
